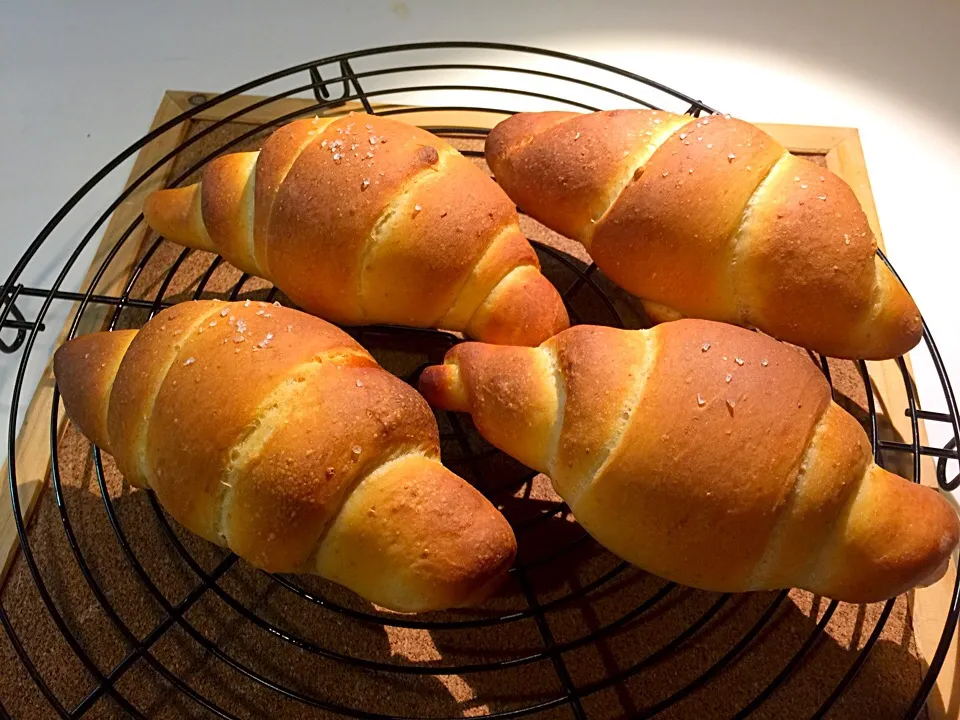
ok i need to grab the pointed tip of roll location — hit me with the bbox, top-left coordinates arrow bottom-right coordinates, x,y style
143,184 -> 212,251
466,265 -> 570,346
418,362 -> 469,413
814,464 -> 959,603
485,111 -> 579,176
53,330 -> 138,451
860,262 -> 923,360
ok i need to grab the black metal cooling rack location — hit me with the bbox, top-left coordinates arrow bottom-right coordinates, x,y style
0,41 -> 958,720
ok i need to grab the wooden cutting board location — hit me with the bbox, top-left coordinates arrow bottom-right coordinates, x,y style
0,90 -> 955,719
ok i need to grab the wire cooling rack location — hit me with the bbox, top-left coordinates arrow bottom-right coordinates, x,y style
0,42 -> 958,720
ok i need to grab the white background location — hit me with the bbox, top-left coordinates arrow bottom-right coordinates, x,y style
1,0 -> 958,461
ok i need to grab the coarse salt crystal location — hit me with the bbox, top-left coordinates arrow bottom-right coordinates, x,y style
689,168 -> 694,174
333,153 -> 342,161
352,445 -> 362,455
220,308 -> 229,316
574,131 -> 581,140
800,183 -> 808,189
697,136 -> 703,141
256,310 -> 264,316
208,320 -> 217,327
818,194 -> 827,201
725,373 -> 732,383
286,324 -> 293,332
735,357 -> 744,365
679,133 -> 687,140
236,319 -> 247,334
184,357 -> 195,366
697,393 -> 706,407
361,178 -> 370,189
653,118 -> 662,124
414,204 -> 422,214
264,313 -> 271,318
843,234 -> 850,245
321,139 -> 327,147
726,398 -> 736,411
794,176 -> 801,182
366,151 -> 373,158
244,299 -> 250,307
701,342 -> 711,352
662,171 -> 669,177
356,379 -> 363,387
761,359 -> 769,367
819,176 -> 825,181
706,143 -> 713,149
273,301 -> 281,306
728,153 -> 736,161
702,118 -> 709,124
369,136 -> 378,145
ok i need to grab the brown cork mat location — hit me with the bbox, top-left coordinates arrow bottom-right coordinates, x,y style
0,118 -> 927,719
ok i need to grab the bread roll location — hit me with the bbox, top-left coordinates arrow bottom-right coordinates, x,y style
486,110 -> 921,359
143,114 -> 569,346
55,301 -> 517,612
420,320 -> 957,602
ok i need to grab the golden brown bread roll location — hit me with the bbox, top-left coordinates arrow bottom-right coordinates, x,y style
485,110 -> 921,359
419,320 -> 958,602
53,300 -> 516,612
143,114 -> 568,346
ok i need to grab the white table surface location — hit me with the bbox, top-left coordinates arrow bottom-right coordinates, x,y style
1,0 -> 958,463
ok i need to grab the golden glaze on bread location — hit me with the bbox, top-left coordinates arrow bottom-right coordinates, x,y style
143,114 -> 568,346
54,301 -> 517,612
486,110 -> 921,359
419,320 -> 958,602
